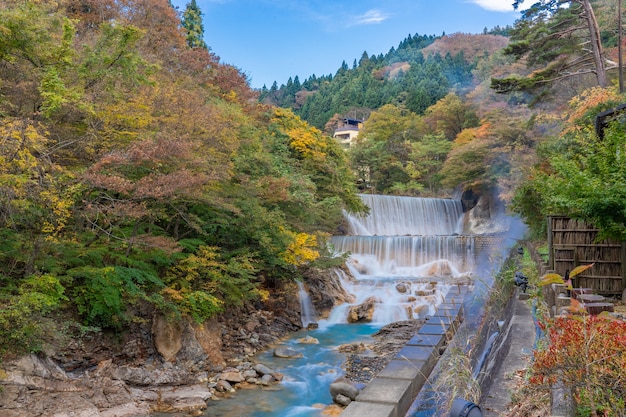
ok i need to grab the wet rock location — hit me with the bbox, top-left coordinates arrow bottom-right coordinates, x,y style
329,376 -> 359,401
304,267 -> 355,317
334,393 -> 352,406
396,282 -> 409,293
215,379 -> 233,393
253,363 -> 274,376
347,297 -> 379,323
296,335 -> 319,344
242,369 -> 257,379
273,347 -> 303,358
260,374 -> 275,385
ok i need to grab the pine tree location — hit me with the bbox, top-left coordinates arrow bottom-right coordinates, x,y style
182,0 -> 208,49
492,0 -> 610,95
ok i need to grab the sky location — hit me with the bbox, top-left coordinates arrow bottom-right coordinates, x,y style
170,0 -> 523,89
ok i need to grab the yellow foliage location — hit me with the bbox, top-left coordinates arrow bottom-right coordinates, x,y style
282,231 -> 320,267
161,287 -> 185,301
563,86 -> 621,133
271,108 -> 328,163
257,288 -> 270,302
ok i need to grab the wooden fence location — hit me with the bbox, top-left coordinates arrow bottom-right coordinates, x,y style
548,216 -> 626,295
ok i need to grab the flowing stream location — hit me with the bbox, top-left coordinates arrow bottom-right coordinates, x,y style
193,194 -> 500,416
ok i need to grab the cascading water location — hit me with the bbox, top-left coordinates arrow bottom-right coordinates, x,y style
297,281 -> 318,328
191,194 -> 489,417
344,194 -> 465,236
324,195 -> 480,324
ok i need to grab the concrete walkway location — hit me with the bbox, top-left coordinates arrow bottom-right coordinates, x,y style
480,291 -> 536,416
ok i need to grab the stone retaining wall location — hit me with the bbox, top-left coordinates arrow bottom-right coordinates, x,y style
340,285 -> 467,417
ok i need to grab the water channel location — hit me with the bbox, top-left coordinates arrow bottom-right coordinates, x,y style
164,194 -> 516,417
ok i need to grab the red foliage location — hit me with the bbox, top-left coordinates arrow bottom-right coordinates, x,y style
530,315 -> 626,414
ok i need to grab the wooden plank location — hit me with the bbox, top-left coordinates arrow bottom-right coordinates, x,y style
577,275 -> 623,280
548,216 -> 553,270
622,242 -> 626,293
551,228 -> 600,232
578,260 -> 623,264
547,215 -> 624,295
553,243 -> 622,248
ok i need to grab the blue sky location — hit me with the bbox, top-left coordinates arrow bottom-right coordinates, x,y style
170,0 -> 522,89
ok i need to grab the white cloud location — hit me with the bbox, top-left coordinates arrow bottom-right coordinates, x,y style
349,9 -> 390,26
469,0 -> 516,12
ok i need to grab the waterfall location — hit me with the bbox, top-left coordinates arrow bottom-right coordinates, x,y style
191,194 -> 505,417
343,194 -> 464,236
297,282 -> 317,328
330,235 -> 476,277
322,194 -> 482,325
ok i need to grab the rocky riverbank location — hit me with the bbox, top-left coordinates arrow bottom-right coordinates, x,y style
0,263 -> 446,417
0,267 -> 364,417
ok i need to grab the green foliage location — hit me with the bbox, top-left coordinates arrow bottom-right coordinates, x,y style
262,33 -> 477,129
0,274 -> 67,359
512,97 -> 626,241
163,245 -> 259,321
69,266 -> 164,329
79,22 -> 155,94
493,0 -> 609,98
181,0 -> 208,50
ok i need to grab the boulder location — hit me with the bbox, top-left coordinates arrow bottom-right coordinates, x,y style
273,347 -> 303,359
219,371 -> 245,383
151,315 -> 183,362
347,297 -> 379,323
334,393 -> 352,406
296,335 -> 319,344
253,363 -> 274,376
396,283 -> 409,294
329,377 -> 359,401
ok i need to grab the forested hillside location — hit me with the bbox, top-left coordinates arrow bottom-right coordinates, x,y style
260,31 -> 510,129
0,0 -> 364,357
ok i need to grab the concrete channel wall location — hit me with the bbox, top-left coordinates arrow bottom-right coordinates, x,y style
340,284 -> 468,417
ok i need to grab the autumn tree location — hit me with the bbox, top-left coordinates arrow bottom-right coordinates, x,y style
405,133 -> 451,195
423,93 -> 479,141
349,104 -> 428,194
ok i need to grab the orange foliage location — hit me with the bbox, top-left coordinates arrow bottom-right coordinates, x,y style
372,62 -> 411,80
422,33 -> 509,63
563,87 -> 621,133
453,122 -> 492,147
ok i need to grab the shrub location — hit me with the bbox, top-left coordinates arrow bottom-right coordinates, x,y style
0,274 -> 67,359
531,314 -> 626,416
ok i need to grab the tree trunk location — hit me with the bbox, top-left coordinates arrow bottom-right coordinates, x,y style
580,0 -> 608,87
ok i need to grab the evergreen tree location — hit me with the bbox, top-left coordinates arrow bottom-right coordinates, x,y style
492,0 -> 610,97
182,0 -> 208,49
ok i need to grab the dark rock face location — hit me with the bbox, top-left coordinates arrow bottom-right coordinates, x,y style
303,266 -> 354,318
464,191 -> 510,235
461,188 -> 481,212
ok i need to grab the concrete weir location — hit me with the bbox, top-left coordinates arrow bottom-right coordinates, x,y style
341,284 -> 468,417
